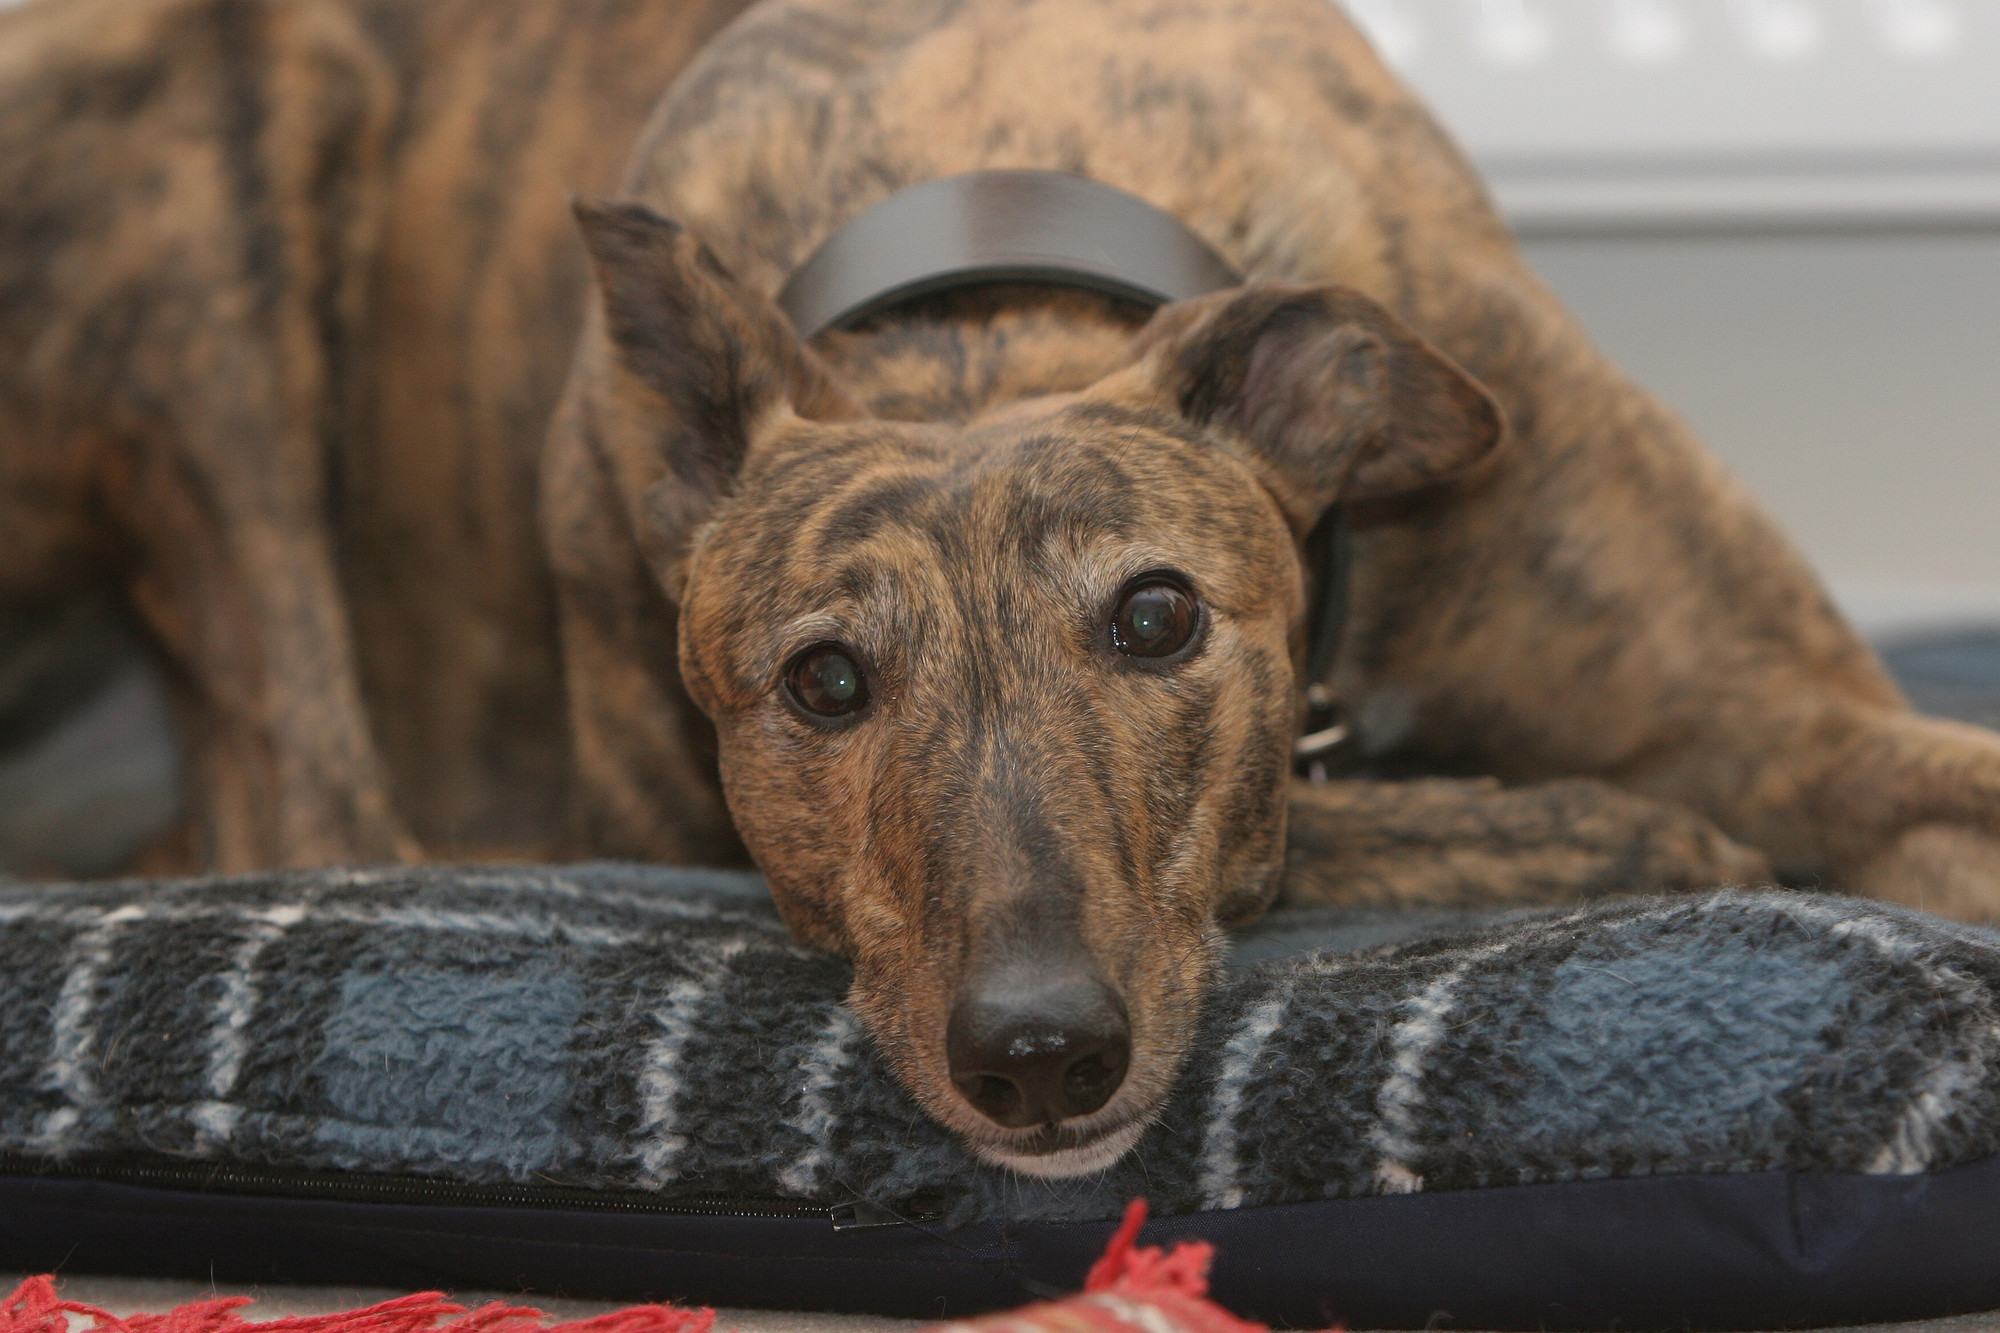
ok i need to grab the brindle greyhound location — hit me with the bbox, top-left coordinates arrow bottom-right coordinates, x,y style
6,0 -> 2000,1177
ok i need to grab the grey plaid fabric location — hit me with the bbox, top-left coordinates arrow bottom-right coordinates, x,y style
5,865 -> 2000,1227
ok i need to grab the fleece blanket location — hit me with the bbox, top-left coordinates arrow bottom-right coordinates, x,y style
4,861 -> 2000,1228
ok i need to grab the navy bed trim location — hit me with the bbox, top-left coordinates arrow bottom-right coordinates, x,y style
9,1154 -> 2000,1330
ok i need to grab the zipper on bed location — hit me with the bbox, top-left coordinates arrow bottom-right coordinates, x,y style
0,1154 -> 833,1221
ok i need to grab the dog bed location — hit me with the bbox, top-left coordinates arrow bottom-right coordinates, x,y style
7,859 -> 2000,1331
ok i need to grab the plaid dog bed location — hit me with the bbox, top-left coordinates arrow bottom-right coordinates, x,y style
6,866 -> 2000,1227
11,867 -> 2000,1325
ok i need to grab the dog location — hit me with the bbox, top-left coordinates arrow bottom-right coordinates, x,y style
7,0 -> 2000,1177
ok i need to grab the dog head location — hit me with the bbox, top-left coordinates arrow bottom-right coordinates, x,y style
570,200 -> 1502,1175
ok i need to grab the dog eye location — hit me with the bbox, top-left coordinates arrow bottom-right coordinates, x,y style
1111,577 -> 1198,659
785,643 -> 871,718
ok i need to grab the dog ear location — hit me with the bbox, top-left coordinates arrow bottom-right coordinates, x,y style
1124,284 -> 1504,531
571,198 -> 859,596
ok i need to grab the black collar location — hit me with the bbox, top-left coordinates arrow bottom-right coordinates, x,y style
777,170 -> 1349,770
776,170 -> 1240,336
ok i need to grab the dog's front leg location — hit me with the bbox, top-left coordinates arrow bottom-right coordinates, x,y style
115,440 -> 413,871
1332,245 -> 2000,917
1808,713 -> 2000,920
0,0 -> 411,870
1281,777 -> 1771,909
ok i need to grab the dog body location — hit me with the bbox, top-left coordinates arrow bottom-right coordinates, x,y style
0,0 -> 748,867
9,0 -> 2000,1173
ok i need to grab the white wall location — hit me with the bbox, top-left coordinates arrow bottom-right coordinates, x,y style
1340,1 -> 2000,633
1521,230 -> 2000,635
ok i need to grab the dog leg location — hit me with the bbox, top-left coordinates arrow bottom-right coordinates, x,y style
1281,777 -> 1772,909
1328,233 -> 2000,917
0,0 -> 409,870
1793,712 -> 2000,919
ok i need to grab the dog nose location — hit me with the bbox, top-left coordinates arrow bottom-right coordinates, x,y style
946,968 -> 1130,1127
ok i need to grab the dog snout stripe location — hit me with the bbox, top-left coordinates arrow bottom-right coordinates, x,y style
1144,679 -> 1223,871
1070,686 -> 1140,889
1214,683 -> 1288,862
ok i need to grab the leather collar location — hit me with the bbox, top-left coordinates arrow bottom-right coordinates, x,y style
776,170 -> 1239,336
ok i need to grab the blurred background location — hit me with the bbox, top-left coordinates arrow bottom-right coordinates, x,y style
1340,0 -> 2000,638
3,0 -> 1997,875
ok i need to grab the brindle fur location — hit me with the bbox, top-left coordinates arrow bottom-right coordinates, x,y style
6,0 -> 2000,1173
0,0 -> 752,866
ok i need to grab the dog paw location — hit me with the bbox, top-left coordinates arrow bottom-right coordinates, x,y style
1621,798 -> 1776,894
1852,823 -> 2000,923
1282,776 -> 1772,907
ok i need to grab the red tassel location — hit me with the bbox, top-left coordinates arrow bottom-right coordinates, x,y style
947,1198 -> 1283,1333
1084,1197 -> 1155,1293
0,1277 -> 712,1333
4,1198 -> 1328,1333
1083,1198 -> 1224,1304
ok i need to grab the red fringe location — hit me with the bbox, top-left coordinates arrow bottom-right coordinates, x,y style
1071,1199 -> 1270,1333
0,1278 -> 712,1333
1084,1198 -> 1222,1303
4,1197 -> 1317,1333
